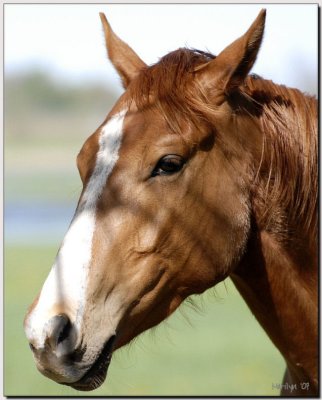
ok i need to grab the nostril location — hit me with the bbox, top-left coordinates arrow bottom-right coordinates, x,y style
29,343 -> 36,352
57,317 -> 71,345
46,314 -> 73,350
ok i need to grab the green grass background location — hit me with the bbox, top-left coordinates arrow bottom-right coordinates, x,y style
5,71 -> 285,396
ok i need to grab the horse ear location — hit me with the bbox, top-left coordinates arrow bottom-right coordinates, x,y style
99,13 -> 147,88
198,9 -> 266,95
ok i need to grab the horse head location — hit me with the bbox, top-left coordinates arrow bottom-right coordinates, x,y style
24,11 -> 268,391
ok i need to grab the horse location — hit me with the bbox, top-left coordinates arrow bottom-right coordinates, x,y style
24,9 -> 318,395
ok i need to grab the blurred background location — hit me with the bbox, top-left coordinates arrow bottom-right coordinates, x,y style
4,3 -> 317,396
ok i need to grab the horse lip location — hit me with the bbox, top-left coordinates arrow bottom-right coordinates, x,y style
65,334 -> 116,391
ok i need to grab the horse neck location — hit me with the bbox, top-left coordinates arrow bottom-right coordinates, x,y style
230,228 -> 318,392
230,84 -> 318,391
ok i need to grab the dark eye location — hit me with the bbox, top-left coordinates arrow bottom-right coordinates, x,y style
151,155 -> 185,177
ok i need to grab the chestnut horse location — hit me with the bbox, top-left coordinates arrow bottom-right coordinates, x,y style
24,10 -> 318,395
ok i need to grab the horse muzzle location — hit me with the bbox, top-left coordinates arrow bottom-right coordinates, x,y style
26,314 -> 84,382
25,313 -> 116,390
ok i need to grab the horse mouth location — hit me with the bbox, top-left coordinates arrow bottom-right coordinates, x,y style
67,335 -> 116,391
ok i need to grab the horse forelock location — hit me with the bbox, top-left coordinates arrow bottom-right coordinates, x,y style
127,48 -> 217,137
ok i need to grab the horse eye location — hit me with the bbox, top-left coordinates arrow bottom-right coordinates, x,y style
151,155 -> 185,177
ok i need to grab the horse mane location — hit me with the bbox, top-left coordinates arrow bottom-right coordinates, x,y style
241,77 -> 317,247
128,48 -> 317,247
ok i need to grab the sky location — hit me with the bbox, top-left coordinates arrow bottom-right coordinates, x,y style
4,4 -> 318,95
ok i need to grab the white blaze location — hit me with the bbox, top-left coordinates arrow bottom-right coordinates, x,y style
25,110 -> 127,348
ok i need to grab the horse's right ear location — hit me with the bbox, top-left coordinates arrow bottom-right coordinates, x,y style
196,9 -> 266,98
99,13 -> 147,88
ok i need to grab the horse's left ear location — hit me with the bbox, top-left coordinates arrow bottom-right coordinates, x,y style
197,9 -> 266,95
99,12 -> 147,88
